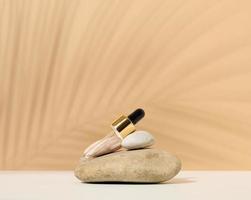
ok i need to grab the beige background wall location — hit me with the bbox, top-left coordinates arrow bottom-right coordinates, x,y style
0,0 -> 251,169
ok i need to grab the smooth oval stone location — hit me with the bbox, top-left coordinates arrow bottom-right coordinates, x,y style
75,149 -> 181,183
122,130 -> 154,150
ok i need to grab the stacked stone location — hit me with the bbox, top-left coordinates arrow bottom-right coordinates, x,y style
75,110 -> 181,183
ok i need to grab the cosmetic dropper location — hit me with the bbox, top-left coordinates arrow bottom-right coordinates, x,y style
83,109 -> 145,158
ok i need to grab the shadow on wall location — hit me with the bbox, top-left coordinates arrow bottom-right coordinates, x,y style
0,0 -> 251,170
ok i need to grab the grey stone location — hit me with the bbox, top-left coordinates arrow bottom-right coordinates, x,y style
122,130 -> 155,150
75,149 -> 181,183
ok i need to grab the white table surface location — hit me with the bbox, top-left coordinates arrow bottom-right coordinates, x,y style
0,171 -> 250,200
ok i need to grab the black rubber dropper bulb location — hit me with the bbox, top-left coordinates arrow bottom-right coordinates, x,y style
128,108 -> 145,125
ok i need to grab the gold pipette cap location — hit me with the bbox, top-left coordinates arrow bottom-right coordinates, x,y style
111,108 -> 145,139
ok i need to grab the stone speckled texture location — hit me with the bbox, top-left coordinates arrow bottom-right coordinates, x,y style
75,149 -> 181,183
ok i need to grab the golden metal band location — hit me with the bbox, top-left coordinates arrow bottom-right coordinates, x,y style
111,115 -> 136,139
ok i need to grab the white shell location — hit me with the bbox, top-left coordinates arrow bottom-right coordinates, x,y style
122,131 -> 154,150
